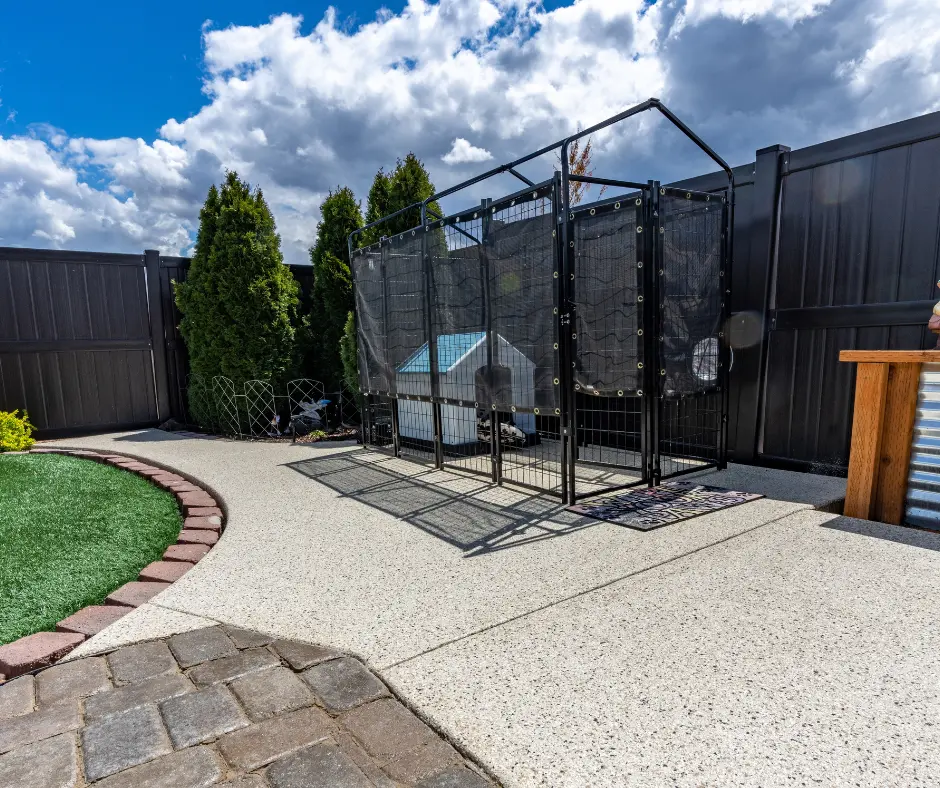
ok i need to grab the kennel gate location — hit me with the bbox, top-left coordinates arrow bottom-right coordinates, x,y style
350,99 -> 733,504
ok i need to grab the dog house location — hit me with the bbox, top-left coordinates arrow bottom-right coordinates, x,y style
395,332 -> 536,452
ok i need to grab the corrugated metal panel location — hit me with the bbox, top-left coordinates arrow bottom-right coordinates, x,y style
904,363 -> 940,528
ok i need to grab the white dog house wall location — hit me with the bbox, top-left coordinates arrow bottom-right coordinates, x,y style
395,332 -> 537,454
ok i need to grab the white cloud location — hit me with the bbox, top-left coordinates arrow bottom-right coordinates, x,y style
442,138 -> 493,165
0,0 -> 938,262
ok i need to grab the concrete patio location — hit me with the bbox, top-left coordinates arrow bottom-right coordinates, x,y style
43,430 -> 940,787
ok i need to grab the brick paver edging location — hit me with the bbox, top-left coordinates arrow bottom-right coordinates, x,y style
0,626 -> 497,787
0,449 -> 226,681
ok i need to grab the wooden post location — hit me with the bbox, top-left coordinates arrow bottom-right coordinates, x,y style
840,350 -> 937,524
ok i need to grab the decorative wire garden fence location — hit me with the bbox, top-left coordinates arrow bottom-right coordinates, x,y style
180,375 -> 362,441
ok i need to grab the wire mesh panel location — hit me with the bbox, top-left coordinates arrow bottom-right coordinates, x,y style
483,184 -> 562,493
386,229 -> 434,463
656,187 -> 727,477
428,212 -> 490,476
352,246 -> 389,394
569,195 -> 646,492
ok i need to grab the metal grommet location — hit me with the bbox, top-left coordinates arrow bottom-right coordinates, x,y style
473,212 -> 478,218
661,369 -> 666,376
660,188 -> 665,195
575,384 -> 581,391
719,270 -> 724,277
555,408 -> 561,415
659,269 -> 664,275
492,404 -> 497,410
706,195 -> 711,201
400,234 -> 404,239
636,226 -> 643,234
534,408 -> 540,415
659,227 -> 664,234
617,390 -> 624,396
572,332 -> 577,339
590,208 -> 595,216
638,295 -> 644,303
474,401 -> 479,408
553,271 -> 559,278
637,362 -> 644,369
553,307 -> 558,314
594,389 -> 600,395
637,261 -> 643,268
511,199 -> 515,206
571,273 -> 575,280
553,378 -> 560,385
637,389 -> 643,396
637,329 -> 644,336
492,207 -> 496,214
552,230 -> 556,237
570,212 -> 574,220
458,400 -> 463,406
686,192 -> 691,199
511,406 -> 516,412
635,197 -> 642,206
553,342 -> 558,349
532,192 -> 538,199
569,241 -> 574,247
615,202 -> 621,209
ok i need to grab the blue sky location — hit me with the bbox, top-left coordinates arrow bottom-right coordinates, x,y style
0,0 -> 570,140
0,1 -> 403,139
0,0 -> 936,262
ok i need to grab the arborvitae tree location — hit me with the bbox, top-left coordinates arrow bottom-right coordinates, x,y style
385,153 -> 442,235
361,168 -> 392,246
304,187 -> 363,388
174,172 -> 299,425
339,310 -> 360,394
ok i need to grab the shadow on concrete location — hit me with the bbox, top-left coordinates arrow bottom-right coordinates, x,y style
112,429 -> 191,442
286,450 -> 600,554
820,515 -> 940,552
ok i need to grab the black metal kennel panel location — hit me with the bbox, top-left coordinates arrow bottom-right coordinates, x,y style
351,99 -> 734,503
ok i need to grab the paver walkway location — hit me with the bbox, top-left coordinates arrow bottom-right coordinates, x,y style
33,430 -> 940,787
0,626 -> 493,787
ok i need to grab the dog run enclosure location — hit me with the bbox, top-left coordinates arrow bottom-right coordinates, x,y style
350,99 -> 734,504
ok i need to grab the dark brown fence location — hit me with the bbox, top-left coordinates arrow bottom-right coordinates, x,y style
0,248 -> 169,436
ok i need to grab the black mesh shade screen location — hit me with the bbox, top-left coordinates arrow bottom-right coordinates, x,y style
659,193 -> 724,396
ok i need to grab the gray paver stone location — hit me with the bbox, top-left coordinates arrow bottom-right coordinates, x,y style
81,704 -> 172,781
332,730 -> 398,788
0,700 -> 81,754
223,627 -> 274,649
0,675 -> 35,720
416,766 -> 494,788
265,740 -> 372,788
93,744 -> 223,788
218,776 -> 269,787
340,699 -> 434,763
217,706 -> 333,771
270,640 -> 341,670
230,666 -> 314,721
36,656 -> 110,706
187,648 -> 280,688
168,626 -> 237,668
107,641 -> 178,685
0,732 -> 79,788
160,683 -> 248,748
383,736 -> 463,783
302,657 -> 387,713
85,673 -> 193,722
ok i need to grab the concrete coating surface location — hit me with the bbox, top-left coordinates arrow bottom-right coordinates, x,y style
45,431 -> 940,786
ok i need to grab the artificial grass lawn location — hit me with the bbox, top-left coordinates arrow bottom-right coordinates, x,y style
0,453 -> 182,645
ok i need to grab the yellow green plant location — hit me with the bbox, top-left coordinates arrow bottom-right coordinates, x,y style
0,410 -> 35,452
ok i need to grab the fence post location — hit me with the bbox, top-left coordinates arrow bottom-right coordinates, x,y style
144,249 -> 171,422
728,144 -> 789,463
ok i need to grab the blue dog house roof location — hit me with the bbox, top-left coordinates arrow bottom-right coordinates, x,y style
397,332 -> 487,374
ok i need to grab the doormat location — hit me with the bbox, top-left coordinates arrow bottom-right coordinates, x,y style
568,481 -> 762,531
